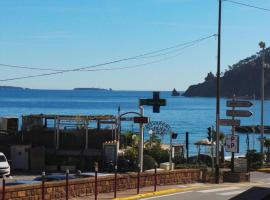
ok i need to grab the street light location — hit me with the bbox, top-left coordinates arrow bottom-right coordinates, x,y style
259,41 -> 266,154
148,130 -> 153,147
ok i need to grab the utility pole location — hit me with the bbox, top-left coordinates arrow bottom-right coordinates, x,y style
259,41 -> 266,154
215,0 -> 222,184
138,106 -> 144,172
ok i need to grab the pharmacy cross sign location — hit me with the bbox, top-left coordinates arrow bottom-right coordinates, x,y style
139,91 -> 166,113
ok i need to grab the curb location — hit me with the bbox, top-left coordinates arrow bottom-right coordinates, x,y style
113,188 -> 192,200
257,168 -> 270,173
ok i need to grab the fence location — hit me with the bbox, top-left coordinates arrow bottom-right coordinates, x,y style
0,168 -> 206,200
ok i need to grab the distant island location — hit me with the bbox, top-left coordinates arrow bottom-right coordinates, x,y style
0,86 -> 29,90
183,47 -> 270,98
73,87 -> 112,91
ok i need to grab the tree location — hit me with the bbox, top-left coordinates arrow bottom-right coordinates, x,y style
264,138 -> 270,162
204,72 -> 215,82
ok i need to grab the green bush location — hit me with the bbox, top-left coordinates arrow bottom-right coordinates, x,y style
143,154 -> 157,170
246,150 -> 264,169
175,164 -> 207,169
144,145 -> 169,164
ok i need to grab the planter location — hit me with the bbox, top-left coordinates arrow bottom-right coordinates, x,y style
60,165 -> 76,172
223,172 -> 250,183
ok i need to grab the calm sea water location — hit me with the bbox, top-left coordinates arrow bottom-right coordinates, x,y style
0,89 -> 270,156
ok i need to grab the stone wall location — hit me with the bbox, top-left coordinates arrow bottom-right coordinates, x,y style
0,169 -> 205,200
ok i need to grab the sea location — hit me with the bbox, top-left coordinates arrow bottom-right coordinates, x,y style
0,89 -> 269,156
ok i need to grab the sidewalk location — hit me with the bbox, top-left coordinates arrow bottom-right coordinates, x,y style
72,184 -> 190,200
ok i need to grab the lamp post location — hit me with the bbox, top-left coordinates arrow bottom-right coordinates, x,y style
259,41 -> 266,154
215,0 -> 222,184
149,130 -> 153,147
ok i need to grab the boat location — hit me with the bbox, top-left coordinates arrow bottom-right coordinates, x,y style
171,88 -> 180,96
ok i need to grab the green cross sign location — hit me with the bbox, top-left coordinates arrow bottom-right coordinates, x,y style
139,92 -> 166,113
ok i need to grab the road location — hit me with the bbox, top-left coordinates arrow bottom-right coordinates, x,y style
140,172 -> 270,200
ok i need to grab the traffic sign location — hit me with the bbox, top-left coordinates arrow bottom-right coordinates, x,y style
219,119 -> 240,126
139,92 -> 166,113
226,100 -> 253,107
133,117 -> 149,124
225,134 -> 239,153
226,110 -> 252,117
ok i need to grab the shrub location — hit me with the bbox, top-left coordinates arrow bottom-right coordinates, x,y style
246,150 -> 264,169
143,155 -> 157,170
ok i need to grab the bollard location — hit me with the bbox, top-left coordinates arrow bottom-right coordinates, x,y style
2,175 -> 5,200
42,171 -> 46,200
65,169 -> 69,200
94,162 -> 98,200
137,164 -> 140,194
114,165 -> 117,198
154,164 -> 157,192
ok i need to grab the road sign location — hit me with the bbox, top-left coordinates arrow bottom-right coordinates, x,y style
226,100 -> 253,107
133,117 -> 149,124
225,134 -> 239,153
120,117 -> 134,121
226,110 -> 252,117
219,119 -> 240,126
139,91 -> 166,113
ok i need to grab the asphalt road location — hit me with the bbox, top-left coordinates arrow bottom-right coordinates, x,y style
140,172 -> 270,200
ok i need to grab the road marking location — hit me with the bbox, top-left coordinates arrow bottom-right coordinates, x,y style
197,186 -> 240,193
113,188 -> 192,200
177,185 -> 188,188
140,191 -> 193,200
218,189 -> 245,196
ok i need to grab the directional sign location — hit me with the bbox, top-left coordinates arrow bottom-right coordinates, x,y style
226,110 -> 252,117
139,92 -> 166,113
133,117 -> 149,124
226,100 -> 253,107
219,119 -> 240,126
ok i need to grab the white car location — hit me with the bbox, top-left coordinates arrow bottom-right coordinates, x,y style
0,152 -> 10,177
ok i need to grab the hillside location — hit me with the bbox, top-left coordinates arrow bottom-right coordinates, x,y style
183,47 -> 270,98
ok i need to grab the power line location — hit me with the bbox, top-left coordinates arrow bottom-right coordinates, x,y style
0,34 -> 216,72
224,0 -> 270,12
0,34 -> 216,81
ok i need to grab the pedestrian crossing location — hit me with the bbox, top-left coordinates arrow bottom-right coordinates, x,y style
197,186 -> 245,196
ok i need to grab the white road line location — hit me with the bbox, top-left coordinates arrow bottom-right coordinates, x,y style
177,185 -> 188,188
197,186 -> 240,193
140,191 -> 193,200
218,189 -> 245,196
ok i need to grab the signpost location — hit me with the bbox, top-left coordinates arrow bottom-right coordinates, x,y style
226,101 -> 253,107
222,97 -> 253,173
219,119 -> 240,126
226,110 -> 252,117
139,92 -> 166,113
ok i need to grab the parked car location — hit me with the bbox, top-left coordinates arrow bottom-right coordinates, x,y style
33,174 -> 76,182
0,152 -> 10,177
4,180 -> 40,186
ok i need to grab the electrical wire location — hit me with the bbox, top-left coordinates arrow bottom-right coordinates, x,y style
0,34 -> 216,72
224,0 -> 270,12
0,34 -> 216,81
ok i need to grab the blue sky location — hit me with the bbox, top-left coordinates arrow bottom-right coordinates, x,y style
0,0 -> 269,91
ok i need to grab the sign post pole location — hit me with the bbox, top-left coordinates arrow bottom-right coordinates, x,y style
139,106 -> 144,172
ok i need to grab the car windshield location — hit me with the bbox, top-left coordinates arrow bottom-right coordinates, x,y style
0,155 -> 7,162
